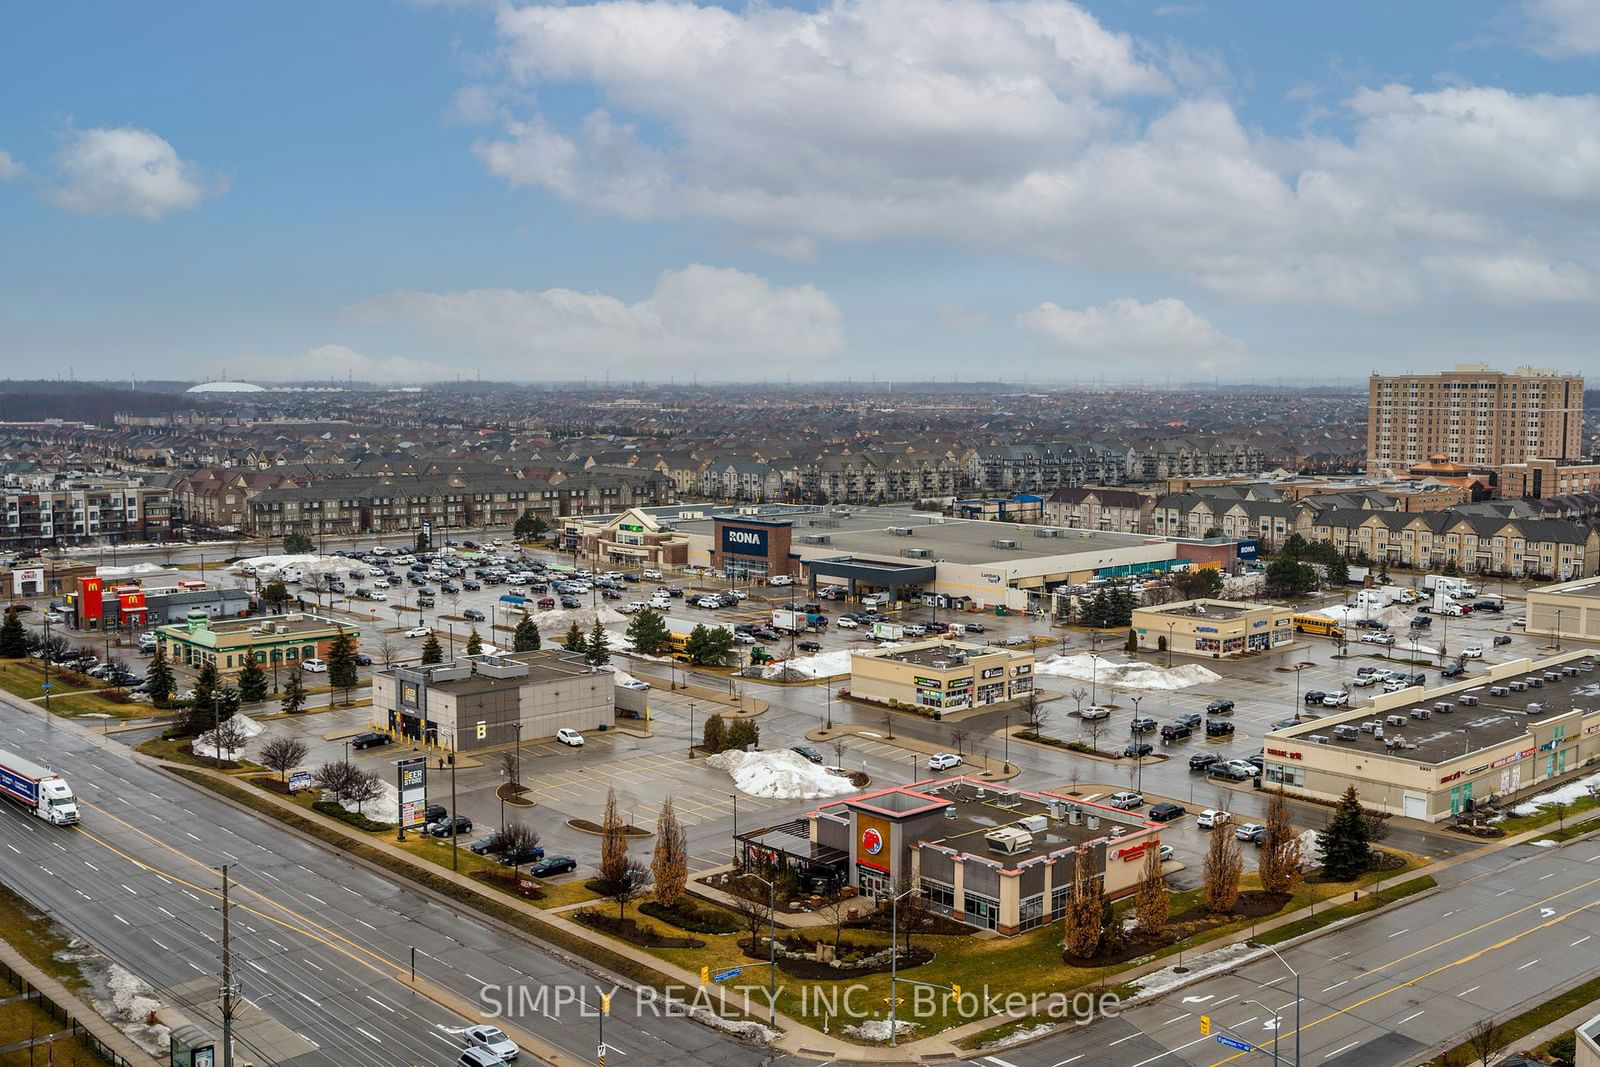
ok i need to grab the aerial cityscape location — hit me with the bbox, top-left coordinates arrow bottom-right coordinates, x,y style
4,3 -> 1600,1067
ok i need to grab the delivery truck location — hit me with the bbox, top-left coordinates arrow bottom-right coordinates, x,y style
772,608 -> 828,633
0,749 -> 80,825
871,621 -> 906,641
1379,584 -> 1417,605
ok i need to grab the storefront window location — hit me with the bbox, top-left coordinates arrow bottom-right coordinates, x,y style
963,891 -> 999,930
1265,765 -> 1303,786
1018,893 -> 1045,931
920,878 -> 955,910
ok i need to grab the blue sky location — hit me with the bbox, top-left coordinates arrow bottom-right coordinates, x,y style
2,1 -> 1598,384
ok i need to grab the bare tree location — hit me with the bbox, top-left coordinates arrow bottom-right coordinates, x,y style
1259,788 -> 1303,894
813,883 -> 855,952
375,632 -> 397,669
881,712 -> 894,740
891,868 -> 929,952
651,797 -> 688,908
1067,687 -> 1088,714
313,760 -> 362,802
950,728 -> 970,756
600,859 -> 652,918
1019,688 -> 1049,736
1133,844 -> 1169,937
498,821 -> 541,859
1464,1017 -> 1507,1067
346,770 -> 384,816
725,871 -> 773,950
1363,805 -> 1393,843
197,717 -> 248,763
831,736 -> 847,768
1084,718 -> 1106,754
259,737 -> 308,781
497,750 -> 520,790
1203,821 -> 1244,915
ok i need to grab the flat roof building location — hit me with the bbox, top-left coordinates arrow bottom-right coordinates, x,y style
1262,650 -> 1600,822
155,612 -> 357,677
372,649 -> 613,751
849,639 -> 1036,713
1131,598 -> 1295,658
780,778 -> 1160,936
1527,577 -> 1600,644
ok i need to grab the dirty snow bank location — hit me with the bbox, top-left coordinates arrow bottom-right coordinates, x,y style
1511,769 -> 1600,816
843,1018 -> 919,1042
1036,654 -> 1220,691
762,649 -> 852,679
707,749 -> 857,800
96,562 -> 177,580
1129,940 -> 1263,998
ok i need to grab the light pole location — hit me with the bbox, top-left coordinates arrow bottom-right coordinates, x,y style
1243,999 -> 1283,1065
688,701 -> 696,758
1089,651 -> 1102,706
1131,695 -> 1145,792
1289,663 -> 1310,722
887,884 -> 918,1046
740,871 -> 779,1025
1265,946 -> 1300,1066
1166,621 -> 1175,667
440,745 -> 459,871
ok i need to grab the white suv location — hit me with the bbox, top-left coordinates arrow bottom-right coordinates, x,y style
1107,792 -> 1144,810
927,752 -> 962,771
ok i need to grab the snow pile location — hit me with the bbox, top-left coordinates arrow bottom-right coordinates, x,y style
706,749 -> 858,800
1129,939 -> 1264,997
606,665 -> 646,688
89,960 -> 170,1056
337,779 -> 400,823
96,562 -> 177,580
193,713 -> 264,762
1510,769 -> 1600,816
981,1022 -> 1055,1049
521,605 -> 628,631
1036,654 -> 1220,691
761,649 -> 853,679
843,1019 -> 919,1043
688,1009 -> 777,1045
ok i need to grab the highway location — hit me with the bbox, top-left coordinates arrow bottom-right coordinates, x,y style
0,695 -> 791,1067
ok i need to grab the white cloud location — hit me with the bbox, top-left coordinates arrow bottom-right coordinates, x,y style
1523,0 -> 1600,56
0,150 -> 24,180
49,126 -> 218,219
1427,254 -> 1591,303
349,264 -> 844,375
214,345 -> 456,383
467,0 -> 1600,311
1016,297 -> 1247,374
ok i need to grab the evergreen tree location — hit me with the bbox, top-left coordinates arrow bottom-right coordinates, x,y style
513,511 -> 549,540
1124,628 -> 1137,652
513,616 -> 541,652
144,645 -> 175,705
701,713 -> 727,754
725,717 -> 759,751
466,628 -> 483,656
685,623 -> 733,665
237,654 -> 269,703
1320,785 -> 1372,881
326,629 -> 358,696
585,618 -> 610,666
562,621 -> 585,653
415,531 -> 429,553
280,671 -> 307,714
193,660 -> 220,716
262,580 -> 290,611
0,608 -> 26,658
625,608 -> 669,656
282,532 -> 313,555
420,633 -> 443,665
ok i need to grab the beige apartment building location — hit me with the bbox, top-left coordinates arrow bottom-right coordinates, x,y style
1367,365 -> 1583,476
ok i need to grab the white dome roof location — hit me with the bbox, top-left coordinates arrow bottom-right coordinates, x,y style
187,381 -> 267,393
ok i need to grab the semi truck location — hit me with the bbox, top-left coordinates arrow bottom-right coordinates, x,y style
1423,574 -> 1478,599
0,749 -> 80,825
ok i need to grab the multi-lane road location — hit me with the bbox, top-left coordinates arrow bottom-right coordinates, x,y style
0,694 -> 791,1067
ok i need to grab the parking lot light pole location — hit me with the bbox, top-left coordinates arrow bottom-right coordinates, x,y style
688,701 -> 696,758
1264,946 -> 1300,1066
1242,999 -> 1283,1065
887,885 -> 918,1046
1131,695 -> 1145,792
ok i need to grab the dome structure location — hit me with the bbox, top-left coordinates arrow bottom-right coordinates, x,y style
187,381 -> 266,393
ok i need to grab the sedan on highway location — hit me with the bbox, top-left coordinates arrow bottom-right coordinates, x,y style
406,626 -> 431,638
465,1025 -> 520,1061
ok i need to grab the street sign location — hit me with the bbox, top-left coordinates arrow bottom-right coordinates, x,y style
40,682 -> 51,691
1216,1035 -> 1252,1053
712,968 -> 742,983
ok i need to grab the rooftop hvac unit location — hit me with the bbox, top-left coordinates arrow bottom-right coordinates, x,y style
1333,724 -> 1359,740
1067,807 -> 1083,825
1410,708 -> 1431,720
904,547 -> 932,558
1543,671 -> 1561,682
974,787 -> 987,799
930,660 -> 949,669
1360,720 -> 1380,733
1527,702 -> 1545,715
984,826 -> 1034,855
1019,814 -> 1048,834
1386,714 -> 1407,727
802,534 -> 832,545
889,526 -> 914,536
1308,734 -> 1330,745
1433,702 -> 1454,714
1459,694 -> 1480,706
944,805 -> 957,820
1563,665 -> 1580,676
991,538 -> 1019,550
1085,815 -> 1100,830
1490,686 -> 1510,697
1529,677 -> 1544,689
1510,680 -> 1528,692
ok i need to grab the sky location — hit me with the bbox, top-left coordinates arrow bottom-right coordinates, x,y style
2,0 -> 1599,385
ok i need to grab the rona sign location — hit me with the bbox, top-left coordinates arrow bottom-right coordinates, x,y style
721,525 -> 769,557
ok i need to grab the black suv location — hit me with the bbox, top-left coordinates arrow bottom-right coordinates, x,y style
1205,719 -> 1236,737
1130,716 -> 1158,733
1205,699 -> 1235,716
1124,741 -> 1154,758
1175,712 -> 1203,729
1304,690 -> 1327,705
1189,752 -> 1220,773
1159,722 -> 1192,742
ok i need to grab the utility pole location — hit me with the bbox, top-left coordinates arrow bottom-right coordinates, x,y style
217,863 -> 236,1067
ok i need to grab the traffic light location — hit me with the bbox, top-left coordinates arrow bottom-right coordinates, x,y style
950,984 -> 961,1000
700,966 -> 709,985
600,993 -> 612,1016
1200,1015 -> 1211,1037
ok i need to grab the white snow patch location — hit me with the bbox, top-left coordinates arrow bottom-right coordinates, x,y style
982,1022 -> 1056,1049
1531,839 -> 1560,848
1510,770 -> 1600,816
338,779 -> 399,823
96,561 -> 178,580
520,605 -> 627,631
762,649 -> 852,679
688,1008 -> 777,1044
1036,654 -> 1220,692
706,749 -> 858,800
90,961 -> 170,1055
1129,939 -> 1264,998
192,713 -> 264,762
843,1018 -> 919,1042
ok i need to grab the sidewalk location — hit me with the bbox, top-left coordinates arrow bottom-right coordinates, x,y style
0,935 -> 157,1063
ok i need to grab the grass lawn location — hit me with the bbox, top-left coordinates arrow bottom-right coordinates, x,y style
1497,791 -> 1600,835
136,737 -> 267,773
1439,968 -> 1600,1063
0,658 -> 150,719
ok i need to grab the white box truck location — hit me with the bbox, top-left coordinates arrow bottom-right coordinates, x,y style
1424,574 -> 1478,599
1379,585 -> 1417,605
871,621 -> 906,641
0,749 -> 80,825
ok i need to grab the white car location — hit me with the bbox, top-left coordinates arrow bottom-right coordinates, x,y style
406,626 -> 431,638
368,590 -> 387,601
1196,808 -> 1231,829
733,633 -> 756,644
1352,674 -> 1379,687
463,1024 -> 517,1060
373,578 -> 390,589
696,597 -> 722,609
927,752 -> 962,771
835,617 -> 858,629
44,612 -> 65,623
1080,705 -> 1113,721
618,679 -> 650,692
556,728 -> 584,747
1462,646 -> 1484,658
1382,679 -> 1409,693
903,624 -> 928,636
768,575 -> 793,586
642,569 -> 663,580
302,658 -> 328,673
1106,792 -> 1144,810
1322,690 -> 1350,707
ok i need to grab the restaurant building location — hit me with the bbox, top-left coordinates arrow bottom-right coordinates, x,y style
1131,598 -> 1295,658
154,612 -> 358,677
849,640 -> 1036,712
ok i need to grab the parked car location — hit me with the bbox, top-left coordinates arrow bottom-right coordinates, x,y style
1204,699 -> 1235,716
1473,600 -> 1503,613
463,609 -> 486,621
470,832 -> 505,856
1130,716 -> 1157,733
618,679 -> 650,692
1148,802 -> 1186,822
527,855 -> 578,878
1123,741 -> 1155,758
1210,761 -> 1254,782
406,626 -> 430,638
353,653 -> 372,666
1196,808 -> 1231,829
1322,690 -> 1350,707
797,640 -> 822,652
1440,663 -> 1465,678
927,752 -> 962,771
301,658 -> 328,673
1079,705 -> 1112,721
835,617 -> 858,629
1303,690 -> 1327,705
1189,753 -> 1220,773
1205,719 -> 1235,737
1462,645 -> 1484,658
1235,823 -> 1267,844
1412,615 -> 1432,628
1175,712 -> 1203,729
428,816 -> 473,837
556,728 -> 584,747
1159,844 -> 1175,862
1353,674 -> 1379,687
1106,791 -> 1144,810
791,745 -> 824,764
963,623 -> 986,634
499,844 -> 546,866
1159,722 -> 1192,742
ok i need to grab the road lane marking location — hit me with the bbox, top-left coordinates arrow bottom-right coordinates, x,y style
1573,936 -> 1591,947
1539,872 -> 1556,880
1517,958 -> 1540,970
151,938 -> 170,951
113,914 -> 128,925
1386,928 -> 1409,938
1321,981 -> 1347,992
1108,1034 -> 1140,1046
1049,1058 -> 1084,1067
247,960 -> 268,973
121,883 -> 137,895
1163,1014 -> 1192,1026
1324,1040 -> 1360,1060
1397,1010 -> 1424,1024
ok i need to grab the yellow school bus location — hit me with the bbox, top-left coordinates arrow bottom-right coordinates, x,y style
1292,613 -> 1344,640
